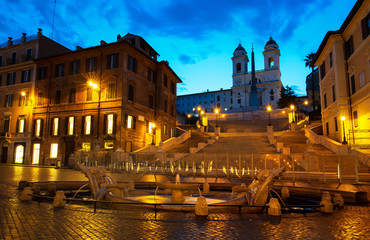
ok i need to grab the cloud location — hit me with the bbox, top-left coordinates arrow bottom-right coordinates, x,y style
179,54 -> 196,64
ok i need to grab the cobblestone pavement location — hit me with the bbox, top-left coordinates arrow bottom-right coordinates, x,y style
1,165 -> 369,240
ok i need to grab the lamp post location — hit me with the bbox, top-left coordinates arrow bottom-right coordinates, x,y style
290,104 -> 295,123
187,114 -> 191,125
341,116 -> 347,145
267,105 -> 272,126
214,108 -> 220,127
151,123 -> 156,145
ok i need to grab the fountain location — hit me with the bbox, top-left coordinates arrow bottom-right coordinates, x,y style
77,163 -> 286,213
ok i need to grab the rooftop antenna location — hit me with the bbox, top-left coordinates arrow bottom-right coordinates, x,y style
51,0 -> 56,39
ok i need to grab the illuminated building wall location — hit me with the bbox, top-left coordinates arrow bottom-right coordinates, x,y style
314,0 -> 369,145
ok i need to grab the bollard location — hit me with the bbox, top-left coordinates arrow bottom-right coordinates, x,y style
47,182 -> 57,196
128,181 -> 135,190
53,191 -> 66,208
281,186 -> 289,201
32,183 -> 41,195
333,194 -> 344,209
267,198 -> 281,216
320,196 -> 333,213
203,182 -> 209,194
18,180 -> 30,190
21,187 -> 33,201
322,191 -> 331,202
195,196 -> 208,216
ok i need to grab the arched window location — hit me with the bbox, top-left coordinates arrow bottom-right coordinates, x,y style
268,57 -> 274,68
236,63 -> 241,73
15,145 -> 24,164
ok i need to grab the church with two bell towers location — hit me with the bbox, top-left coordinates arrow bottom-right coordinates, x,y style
176,37 -> 283,115
231,37 -> 282,109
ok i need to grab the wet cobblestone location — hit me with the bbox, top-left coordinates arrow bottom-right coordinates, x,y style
0,165 -> 369,239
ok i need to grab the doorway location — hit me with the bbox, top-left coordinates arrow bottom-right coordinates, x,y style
64,140 -> 75,167
1,142 -> 9,163
14,143 -> 26,164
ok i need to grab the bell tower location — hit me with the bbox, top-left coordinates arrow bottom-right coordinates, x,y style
263,37 -> 280,70
232,43 -> 249,77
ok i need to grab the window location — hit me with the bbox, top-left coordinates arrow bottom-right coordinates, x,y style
11,52 -> 16,64
82,143 -> 91,152
163,74 -> 168,87
86,87 -> 92,101
50,143 -> 58,158
148,68 -> 156,83
345,36 -> 354,59
149,95 -> 154,109
164,100 -> 168,113
236,63 -> 241,72
104,141 -> 114,149
69,88 -> 76,103
353,111 -> 358,128
38,67 -> 47,80
332,85 -> 336,102
37,92 -> 43,106
0,55 -> 2,67
67,116 -> 74,135
71,61 -> 79,75
26,49 -> 32,61
217,96 -> 220,101
21,69 -> 31,83
323,93 -> 327,108
326,122 -> 329,136
268,58 -> 274,68
55,64 -> 64,77
107,54 -> 118,69
163,124 -> 167,135
148,121 -> 154,134
32,143 -> 40,164
106,114 -> 115,134
55,90 -> 61,104
14,145 -> 24,164
126,115 -> 134,129
19,92 -> 29,106
84,115 -> 92,135
86,58 -> 96,72
329,52 -> 333,68
4,118 -> 10,133
52,118 -> 59,136
170,105 -> 174,117
35,119 -> 42,137
17,117 -> 25,133
361,12 -> 370,39
320,61 -> 326,79
237,99 -> 241,104
128,85 -> 134,101
7,72 -> 16,85
358,71 -> 365,89
171,81 -> 175,94
350,75 -> 356,95
106,83 -> 116,99
231,98 -> 233,104
128,55 -> 137,73
4,94 -> 13,107
170,128 -> 174,138
334,117 -> 338,132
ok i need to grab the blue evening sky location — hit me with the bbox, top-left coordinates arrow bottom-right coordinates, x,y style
0,0 -> 357,96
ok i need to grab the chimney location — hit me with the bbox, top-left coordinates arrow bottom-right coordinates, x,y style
7,37 -> 13,47
21,33 -> 26,43
76,46 -> 83,50
100,40 -> 107,45
220,88 -> 223,91
37,28 -> 43,39
117,34 -> 122,41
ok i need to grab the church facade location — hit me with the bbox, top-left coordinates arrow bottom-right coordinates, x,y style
230,37 -> 282,110
176,37 -> 283,115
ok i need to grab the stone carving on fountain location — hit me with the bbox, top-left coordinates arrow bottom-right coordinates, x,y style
79,164 -> 126,201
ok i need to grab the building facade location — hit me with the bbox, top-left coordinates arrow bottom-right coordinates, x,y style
177,37 -> 282,115
1,32 -> 181,166
305,68 -> 321,112
313,0 -> 369,145
0,29 -> 70,164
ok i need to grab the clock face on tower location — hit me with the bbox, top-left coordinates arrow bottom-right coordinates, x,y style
235,78 -> 242,85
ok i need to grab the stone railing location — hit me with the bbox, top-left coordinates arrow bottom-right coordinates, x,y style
160,129 -> 191,150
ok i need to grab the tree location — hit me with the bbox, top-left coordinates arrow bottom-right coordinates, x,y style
304,52 -> 316,112
277,85 -> 298,108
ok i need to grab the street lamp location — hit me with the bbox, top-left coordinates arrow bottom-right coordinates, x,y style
214,108 -> 220,127
304,100 -> 308,105
341,116 -> 347,145
151,123 -> 156,145
89,80 -> 101,137
267,105 -> 272,126
290,104 -> 295,123
187,114 -> 191,124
